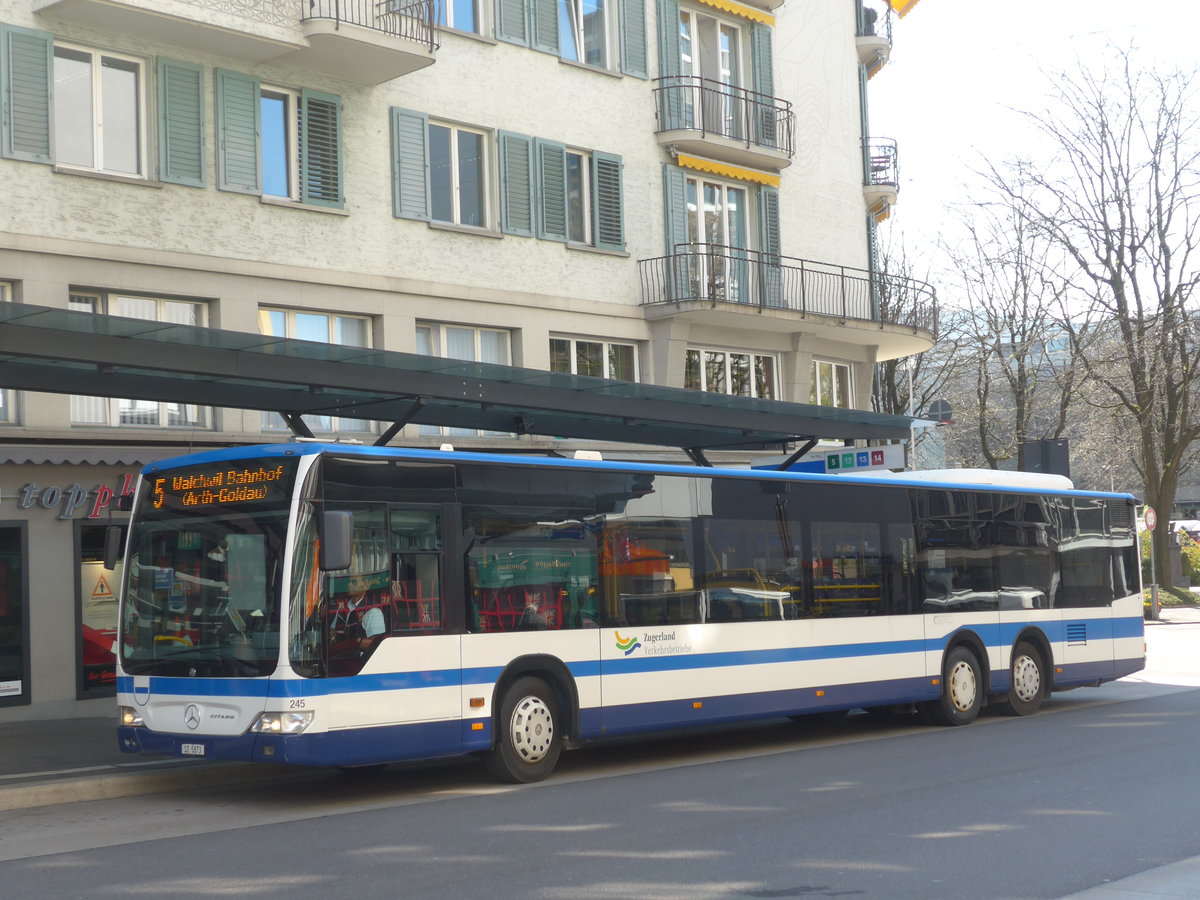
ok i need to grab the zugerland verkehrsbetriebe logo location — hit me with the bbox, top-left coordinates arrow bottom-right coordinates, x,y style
614,631 -> 692,656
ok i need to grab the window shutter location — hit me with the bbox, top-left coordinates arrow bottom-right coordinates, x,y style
215,68 -> 261,194
531,0 -> 559,54
1,25 -> 53,164
661,164 -> 689,301
655,0 -> 681,77
390,107 -> 430,220
758,184 -> 782,307
750,24 -> 776,146
300,88 -> 343,208
157,58 -> 205,187
535,138 -> 567,242
592,151 -> 624,252
496,0 -> 530,46
620,0 -> 648,78
655,0 -> 685,130
499,131 -> 534,236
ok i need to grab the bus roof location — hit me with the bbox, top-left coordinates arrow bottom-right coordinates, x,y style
141,443 -> 1136,502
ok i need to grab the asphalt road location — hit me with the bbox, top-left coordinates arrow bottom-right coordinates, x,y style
1,627 -> 1197,900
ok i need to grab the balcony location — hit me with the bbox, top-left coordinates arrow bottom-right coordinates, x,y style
34,0 -> 437,83
653,76 -> 795,172
639,244 -> 937,352
856,1 -> 892,78
863,138 -> 899,222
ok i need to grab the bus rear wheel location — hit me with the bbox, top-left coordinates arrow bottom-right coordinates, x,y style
919,646 -> 983,726
486,676 -> 562,784
995,641 -> 1045,716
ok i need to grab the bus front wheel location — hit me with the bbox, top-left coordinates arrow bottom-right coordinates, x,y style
919,646 -> 983,726
486,676 -> 562,784
995,641 -> 1046,716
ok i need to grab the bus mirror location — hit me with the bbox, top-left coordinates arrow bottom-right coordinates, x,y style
319,510 -> 353,571
103,525 -> 123,570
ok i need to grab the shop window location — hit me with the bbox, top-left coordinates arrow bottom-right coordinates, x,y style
78,523 -> 124,696
0,525 -> 29,707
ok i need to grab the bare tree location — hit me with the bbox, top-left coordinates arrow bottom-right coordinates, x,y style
990,51 -> 1200,585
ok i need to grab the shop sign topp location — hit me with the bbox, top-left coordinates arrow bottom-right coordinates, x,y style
2,473 -> 135,520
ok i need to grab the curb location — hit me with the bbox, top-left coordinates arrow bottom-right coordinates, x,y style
0,763 -> 306,812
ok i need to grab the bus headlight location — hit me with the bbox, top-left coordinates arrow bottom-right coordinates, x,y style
249,711 -> 314,735
119,706 -> 144,727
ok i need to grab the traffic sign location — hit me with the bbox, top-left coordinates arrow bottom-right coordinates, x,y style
1144,506 -> 1157,531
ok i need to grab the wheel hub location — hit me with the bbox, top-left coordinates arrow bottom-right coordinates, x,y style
509,696 -> 554,763
948,660 -> 977,712
1012,655 -> 1041,703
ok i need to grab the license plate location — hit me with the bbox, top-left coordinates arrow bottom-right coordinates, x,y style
180,743 -> 206,757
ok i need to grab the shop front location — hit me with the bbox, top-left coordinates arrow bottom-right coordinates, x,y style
0,451 -> 169,722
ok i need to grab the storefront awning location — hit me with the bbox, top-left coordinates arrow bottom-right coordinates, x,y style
0,303 -> 917,456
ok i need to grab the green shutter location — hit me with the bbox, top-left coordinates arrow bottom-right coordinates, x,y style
655,0 -> 685,130
215,68 -> 260,194
1,25 -> 53,164
157,58 -> 205,187
499,131 -> 534,236
592,151 -> 624,252
751,24 -> 776,146
300,88 -> 343,208
662,164 -> 689,301
496,0 -> 530,45
390,107 -> 430,220
535,138 -> 567,242
655,0 -> 680,77
531,0 -> 559,54
620,0 -> 648,78
758,184 -> 782,307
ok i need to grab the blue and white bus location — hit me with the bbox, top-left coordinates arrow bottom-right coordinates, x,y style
115,443 -> 1145,782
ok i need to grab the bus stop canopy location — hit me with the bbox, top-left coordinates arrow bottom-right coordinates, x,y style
0,303 -> 916,459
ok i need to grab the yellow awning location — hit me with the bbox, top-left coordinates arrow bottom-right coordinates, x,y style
693,0 -> 774,27
676,154 -> 781,187
888,0 -> 921,18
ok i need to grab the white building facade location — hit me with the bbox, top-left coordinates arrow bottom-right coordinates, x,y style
0,0 -> 934,719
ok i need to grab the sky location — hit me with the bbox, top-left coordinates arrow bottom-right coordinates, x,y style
869,0 -> 1190,265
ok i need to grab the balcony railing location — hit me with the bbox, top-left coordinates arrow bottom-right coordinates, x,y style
865,137 -> 898,186
653,76 -> 795,158
302,0 -> 438,51
639,244 -> 938,335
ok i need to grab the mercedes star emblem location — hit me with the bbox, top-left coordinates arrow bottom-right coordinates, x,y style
184,704 -> 200,730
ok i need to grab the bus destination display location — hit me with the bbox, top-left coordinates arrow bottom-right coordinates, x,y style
151,462 -> 293,509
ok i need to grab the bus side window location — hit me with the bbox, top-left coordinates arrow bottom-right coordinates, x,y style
390,508 -> 442,631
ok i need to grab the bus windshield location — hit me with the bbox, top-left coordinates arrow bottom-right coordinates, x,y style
119,457 -> 298,677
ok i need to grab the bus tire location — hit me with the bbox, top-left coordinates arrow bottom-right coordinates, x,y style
995,641 -> 1045,717
919,645 -> 983,726
486,676 -> 562,784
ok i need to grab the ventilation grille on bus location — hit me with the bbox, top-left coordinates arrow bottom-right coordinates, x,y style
1066,623 -> 1087,646
1109,500 -> 1133,532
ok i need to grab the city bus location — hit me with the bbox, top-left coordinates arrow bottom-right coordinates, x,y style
114,443 -> 1145,783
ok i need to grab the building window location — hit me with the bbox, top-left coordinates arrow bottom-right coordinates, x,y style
550,337 -> 636,381
216,70 -> 343,208
417,324 -> 511,436
259,308 -> 373,433
560,0 -> 607,67
686,175 -> 749,303
0,283 -> 12,423
429,123 -> 487,227
79,522 -> 125,696
53,44 -> 145,177
436,0 -> 479,33
811,359 -> 852,408
68,293 -> 209,427
685,347 -> 776,399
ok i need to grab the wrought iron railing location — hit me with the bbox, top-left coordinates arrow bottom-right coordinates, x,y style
864,137 -> 898,187
639,244 -> 938,336
301,0 -> 439,51
653,76 -> 795,158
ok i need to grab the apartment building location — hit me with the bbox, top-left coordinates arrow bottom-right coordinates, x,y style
0,0 -> 935,718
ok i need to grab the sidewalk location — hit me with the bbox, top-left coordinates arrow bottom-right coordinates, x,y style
0,715 -> 300,812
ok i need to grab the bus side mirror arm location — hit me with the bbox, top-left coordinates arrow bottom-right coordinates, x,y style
319,510 -> 354,571
103,525 -> 123,571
